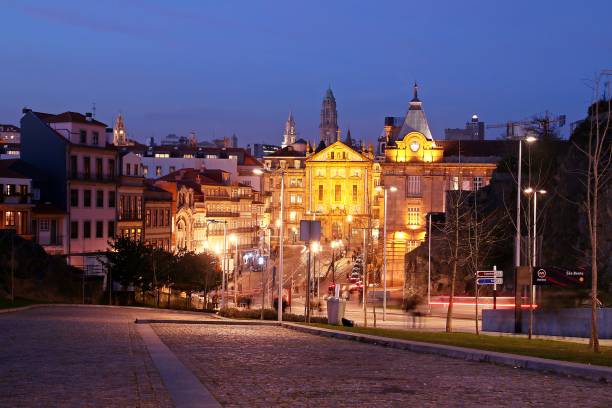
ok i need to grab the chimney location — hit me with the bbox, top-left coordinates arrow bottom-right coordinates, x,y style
22,107 -> 32,114
85,112 -> 93,122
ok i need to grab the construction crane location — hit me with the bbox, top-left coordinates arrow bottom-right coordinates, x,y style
486,112 -> 566,139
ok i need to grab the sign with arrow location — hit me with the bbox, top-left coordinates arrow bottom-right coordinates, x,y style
476,277 -> 503,285
477,270 -> 504,278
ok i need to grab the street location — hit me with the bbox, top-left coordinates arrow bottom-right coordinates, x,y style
1,306 -> 611,407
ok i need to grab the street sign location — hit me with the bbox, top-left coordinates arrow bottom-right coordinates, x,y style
476,277 -> 503,285
299,220 -> 321,242
477,270 -> 503,278
533,266 -> 585,287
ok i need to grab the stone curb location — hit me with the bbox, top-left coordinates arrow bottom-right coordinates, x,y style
0,303 -> 221,317
136,318 -> 281,326
281,323 -> 612,384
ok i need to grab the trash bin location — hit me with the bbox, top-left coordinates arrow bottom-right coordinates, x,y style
326,298 -> 346,325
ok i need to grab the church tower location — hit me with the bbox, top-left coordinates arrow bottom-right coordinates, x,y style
319,87 -> 338,146
113,114 -> 128,146
281,112 -> 297,148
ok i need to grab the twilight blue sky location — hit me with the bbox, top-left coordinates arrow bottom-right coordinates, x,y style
1,0 -> 611,146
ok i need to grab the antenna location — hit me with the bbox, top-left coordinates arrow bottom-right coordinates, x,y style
92,102 -> 97,118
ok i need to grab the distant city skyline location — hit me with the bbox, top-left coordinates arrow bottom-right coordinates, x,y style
2,0 -> 611,145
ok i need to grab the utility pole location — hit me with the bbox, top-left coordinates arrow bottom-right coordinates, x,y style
11,232 -> 15,304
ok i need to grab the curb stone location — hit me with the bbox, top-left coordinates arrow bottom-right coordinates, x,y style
282,322 -> 612,384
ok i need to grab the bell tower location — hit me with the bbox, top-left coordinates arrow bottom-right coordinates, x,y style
319,86 -> 338,146
282,112 -> 297,148
113,114 -> 128,146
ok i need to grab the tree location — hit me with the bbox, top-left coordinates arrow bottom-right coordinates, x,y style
103,237 -> 152,301
571,75 -> 612,352
173,251 -> 222,308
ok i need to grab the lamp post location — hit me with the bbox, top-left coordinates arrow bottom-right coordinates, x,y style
207,220 -> 228,309
377,185 -> 397,321
346,214 -> 353,252
229,233 -> 238,306
524,187 -> 546,339
253,167 -> 285,322
514,136 -> 536,332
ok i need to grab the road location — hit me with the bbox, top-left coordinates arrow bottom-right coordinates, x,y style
1,306 -> 610,407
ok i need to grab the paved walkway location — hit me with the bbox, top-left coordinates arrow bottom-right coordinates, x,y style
1,306 -> 611,407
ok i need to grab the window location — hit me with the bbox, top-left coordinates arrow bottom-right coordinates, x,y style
316,169 -> 325,177
5,211 -> 15,226
146,209 -> 151,227
19,184 -> 28,195
318,185 -> 324,201
406,175 -> 421,196
334,185 -> 341,201
70,155 -> 78,178
96,158 -> 103,180
156,166 -> 162,176
39,219 -> 49,231
96,221 -> 103,238
462,179 -> 471,190
84,190 -> 91,207
126,163 -> 131,176
289,178 -> 303,188
165,210 -> 170,226
294,160 -> 300,169
108,221 -> 115,238
408,207 -> 420,226
330,152 -> 335,160
169,166 -> 175,173
155,153 -> 169,158
451,176 -> 459,190
79,130 -> 86,143
108,159 -> 116,179
289,211 -> 297,222
351,170 -> 360,177
96,190 -> 104,207
70,221 -> 78,239
407,240 -> 420,252
83,221 -> 91,238
83,157 -> 91,179
6,184 -> 15,195
352,185 -> 358,202
92,131 -> 99,145
143,166 -> 148,176
70,189 -> 79,207
108,191 -> 116,208
473,176 -> 483,191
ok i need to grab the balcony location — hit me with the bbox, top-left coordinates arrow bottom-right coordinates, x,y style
69,172 -> 116,183
0,193 -> 31,204
206,211 -> 239,218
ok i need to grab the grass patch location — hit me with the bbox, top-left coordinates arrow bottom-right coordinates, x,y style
0,297 -> 47,309
304,324 -> 612,367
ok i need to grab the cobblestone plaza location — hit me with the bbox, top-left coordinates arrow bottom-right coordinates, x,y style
1,306 -> 611,407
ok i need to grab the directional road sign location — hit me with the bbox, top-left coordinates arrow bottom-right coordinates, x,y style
477,270 -> 503,278
476,277 -> 503,286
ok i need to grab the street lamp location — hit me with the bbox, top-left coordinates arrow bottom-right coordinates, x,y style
346,214 -> 353,252
523,187 -> 546,339
376,185 -> 397,321
253,167 -> 285,322
514,136 -> 537,268
311,241 -> 321,304
207,219 -> 228,309
229,233 -> 238,306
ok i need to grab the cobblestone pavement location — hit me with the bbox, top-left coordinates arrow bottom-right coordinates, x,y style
154,324 -> 612,408
0,306 -> 214,408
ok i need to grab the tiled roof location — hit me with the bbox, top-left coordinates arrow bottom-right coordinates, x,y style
34,111 -> 107,127
265,146 -> 306,158
0,124 -> 20,132
0,159 -> 47,180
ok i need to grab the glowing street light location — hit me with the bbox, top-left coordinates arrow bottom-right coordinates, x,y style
523,187 -> 546,339
346,214 -> 353,251
378,185 -> 397,320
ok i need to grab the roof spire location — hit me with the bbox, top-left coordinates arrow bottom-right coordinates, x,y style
412,81 -> 419,102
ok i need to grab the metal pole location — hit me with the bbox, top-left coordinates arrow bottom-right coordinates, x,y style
306,241 -> 311,322
529,193 -> 537,339
278,172 -> 285,322
514,140 -> 522,333
234,239 -> 238,306
222,222 -> 227,309
383,188 -> 388,321
11,232 -> 15,304
428,212 -> 432,310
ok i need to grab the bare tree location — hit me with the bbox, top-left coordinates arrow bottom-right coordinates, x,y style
572,73 -> 612,352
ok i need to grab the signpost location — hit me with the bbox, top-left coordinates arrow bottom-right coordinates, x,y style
299,220 -> 321,323
477,266 -> 503,309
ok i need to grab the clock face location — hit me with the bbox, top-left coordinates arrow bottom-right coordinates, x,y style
409,140 -> 420,152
